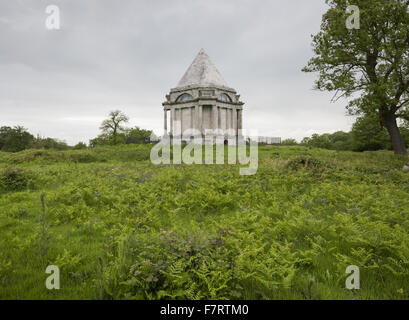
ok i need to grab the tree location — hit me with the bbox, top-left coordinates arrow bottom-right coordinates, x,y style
351,114 -> 391,151
73,142 -> 87,150
0,126 -> 11,150
0,126 -> 34,152
329,131 -> 354,150
300,131 -> 353,151
302,133 -> 333,149
32,136 -> 69,150
125,127 -> 153,144
99,110 -> 129,145
89,134 -> 111,148
303,0 -> 409,155
281,138 -> 298,146
401,120 -> 409,147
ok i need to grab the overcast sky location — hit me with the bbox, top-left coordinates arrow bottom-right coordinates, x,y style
0,0 -> 356,145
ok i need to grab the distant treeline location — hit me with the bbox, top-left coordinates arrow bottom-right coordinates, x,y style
89,110 -> 157,147
0,125 -> 156,153
0,126 -> 86,153
3,113 -> 409,153
282,115 -> 409,152
89,127 -> 156,147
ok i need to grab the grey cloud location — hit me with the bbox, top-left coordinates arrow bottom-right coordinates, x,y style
0,0 -> 354,145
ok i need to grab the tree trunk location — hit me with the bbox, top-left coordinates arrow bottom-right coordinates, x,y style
113,127 -> 117,145
381,113 -> 407,155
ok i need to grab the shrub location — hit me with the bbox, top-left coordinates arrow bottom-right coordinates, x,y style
351,115 -> 392,152
115,149 -> 151,161
2,150 -> 64,164
73,142 -> 87,150
32,137 -> 70,151
99,229 -> 238,300
281,139 -> 298,146
67,151 -> 101,163
0,166 -> 36,192
286,155 -> 325,171
0,126 -> 35,152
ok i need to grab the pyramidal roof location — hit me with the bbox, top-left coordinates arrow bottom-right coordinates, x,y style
176,49 -> 230,89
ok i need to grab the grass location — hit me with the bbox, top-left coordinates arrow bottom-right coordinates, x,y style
0,144 -> 408,299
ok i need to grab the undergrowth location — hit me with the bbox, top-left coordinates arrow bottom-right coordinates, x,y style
0,145 -> 408,300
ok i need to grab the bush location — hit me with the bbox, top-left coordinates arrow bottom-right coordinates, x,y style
2,150 -> 64,164
32,137 -> 70,151
0,166 -> 36,192
73,142 -> 87,150
67,151 -> 101,163
115,149 -> 151,161
99,229 -> 239,300
285,155 -> 328,172
299,116 -> 409,152
0,126 -> 34,152
351,115 -> 392,152
281,139 -> 298,146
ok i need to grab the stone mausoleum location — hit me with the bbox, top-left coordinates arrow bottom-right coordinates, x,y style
162,49 -> 244,143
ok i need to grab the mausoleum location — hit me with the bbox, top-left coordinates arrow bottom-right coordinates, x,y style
162,49 -> 244,143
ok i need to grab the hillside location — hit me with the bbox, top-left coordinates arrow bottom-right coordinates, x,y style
0,145 -> 408,299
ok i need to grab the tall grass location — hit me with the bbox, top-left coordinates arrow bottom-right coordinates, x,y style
0,145 -> 408,299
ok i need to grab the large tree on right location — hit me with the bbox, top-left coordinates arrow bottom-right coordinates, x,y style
303,0 -> 409,155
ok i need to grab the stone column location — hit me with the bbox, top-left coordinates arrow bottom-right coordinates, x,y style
176,108 -> 181,137
170,108 -> 175,136
197,105 -> 203,134
230,108 -> 234,131
237,109 -> 243,146
180,108 -> 184,136
195,105 -> 199,131
190,107 -> 194,131
212,105 -> 218,131
238,109 -> 243,130
232,107 -> 237,135
164,109 -> 168,134
217,107 -> 221,129
226,108 -> 231,130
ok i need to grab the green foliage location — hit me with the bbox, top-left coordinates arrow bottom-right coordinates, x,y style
281,139 -> 298,146
0,145 -> 152,165
32,137 -> 70,151
99,110 -> 129,145
125,127 -> 154,145
399,124 -> 409,147
302,134 -> 333,149
38,194 -> 50,258
89,133 -> 127,147
286,155 -> 328,171
100,229 -> 238,299
301,117 -> 409,152
90,110 -> 157,147
0,145 -> 408,299
303,0 -> 409,154
0,125 -> 76,153
351,114 -> 392,151
90,126 -> 156,147
302,131 -> 354,151
0,166 -> 36,192
329,131 -> 353,151
73,142 -> 87,150
0,126 -> 35,152
55,249 -> 83,273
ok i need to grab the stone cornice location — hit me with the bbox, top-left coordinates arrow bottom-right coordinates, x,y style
163,98 -> 244,107
169,85 -> 237,94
